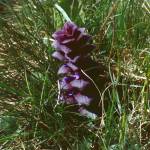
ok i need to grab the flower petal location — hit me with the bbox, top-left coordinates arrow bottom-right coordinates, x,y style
52,51 -> 65,61
52,30 -> 64,39
60,93 -> 75,104
58,65 -> 72,75
73,73 -> 80,80
60,79 -> 72,90
70,79 -> 89,89
66,62 -> 79,71
78,107 -> 97,119
63,22 -> 77,35
79,28 -> 85,33
61,38 -> 75,44
52,41 -> 71,53
74,93 -> 92,106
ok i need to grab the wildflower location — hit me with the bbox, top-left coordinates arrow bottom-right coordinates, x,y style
52,21 -> 98,118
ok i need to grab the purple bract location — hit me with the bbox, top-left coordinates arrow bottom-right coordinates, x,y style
52,21 -> 95,63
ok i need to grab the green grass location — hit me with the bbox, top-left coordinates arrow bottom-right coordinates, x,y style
0,0 -> 150,149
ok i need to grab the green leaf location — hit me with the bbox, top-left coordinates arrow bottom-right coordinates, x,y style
0,116 -> 18,135
55,3 -> 71,22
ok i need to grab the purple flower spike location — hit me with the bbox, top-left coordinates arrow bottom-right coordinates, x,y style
52,21 -> 97,118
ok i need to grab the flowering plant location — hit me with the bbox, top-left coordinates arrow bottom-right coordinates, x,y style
52,21 -> 99,118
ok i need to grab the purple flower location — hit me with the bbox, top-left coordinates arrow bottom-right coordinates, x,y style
52,21 -> 95,62
69,79 -> 89,90
52,51 -> 65,61
58,64 -> 72,75
60,91 -> 92,106
52,22 -> 97,118
78,107 -> 97,119
74,93 -> 92,106
60,92 -> 76,104
59,76 -> 74,90
58,63 -> 79,75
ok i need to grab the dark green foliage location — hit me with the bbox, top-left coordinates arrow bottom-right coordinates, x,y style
0,116 -> 18,135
